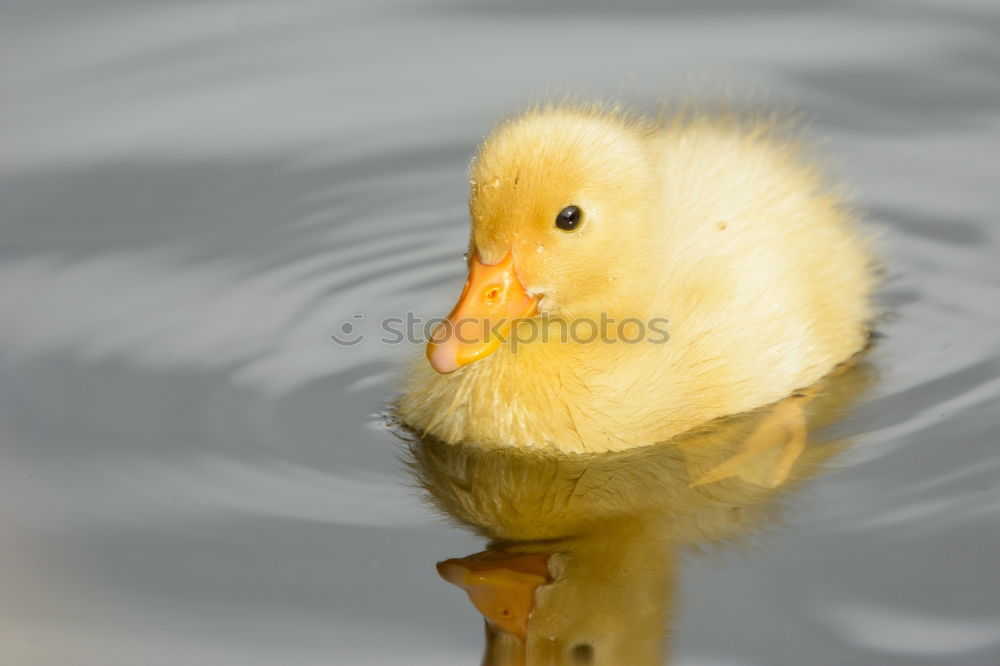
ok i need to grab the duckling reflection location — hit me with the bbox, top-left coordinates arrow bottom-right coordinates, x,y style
403,360 -> 873,666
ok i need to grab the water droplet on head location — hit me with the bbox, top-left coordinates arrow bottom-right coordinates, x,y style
536,245 -> 545,253
462,252 -> 469,262
491,177 -> 501,188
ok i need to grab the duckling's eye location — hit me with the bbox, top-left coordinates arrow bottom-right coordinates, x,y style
570,643 -> 594,664
555,205 -> 582,231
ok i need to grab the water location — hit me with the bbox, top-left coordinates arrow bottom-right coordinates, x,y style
1,0 -> 998,664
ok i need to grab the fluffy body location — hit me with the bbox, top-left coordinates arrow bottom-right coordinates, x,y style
398,105 -> 875,453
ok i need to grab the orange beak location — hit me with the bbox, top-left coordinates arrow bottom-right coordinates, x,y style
436,551 -> 551,642
427,250 -> 538,374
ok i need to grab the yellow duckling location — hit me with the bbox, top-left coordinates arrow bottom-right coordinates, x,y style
398,104 -> 875,454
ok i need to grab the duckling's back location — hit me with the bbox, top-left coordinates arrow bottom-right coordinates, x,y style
640,117 -> 876,432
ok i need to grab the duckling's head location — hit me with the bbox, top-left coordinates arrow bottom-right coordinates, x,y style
429,107 -> 661,373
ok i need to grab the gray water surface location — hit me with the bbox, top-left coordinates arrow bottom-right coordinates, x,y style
1,1 -> 999,664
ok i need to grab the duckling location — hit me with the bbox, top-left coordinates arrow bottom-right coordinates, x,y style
397,104 -> 876,454
406,361 -> 873,665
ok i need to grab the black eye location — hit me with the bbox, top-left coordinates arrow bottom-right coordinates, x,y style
555,205 -> 582,231
570,643 -> 594,664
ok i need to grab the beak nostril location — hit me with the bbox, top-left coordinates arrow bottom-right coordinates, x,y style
485,286 -> 501,301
